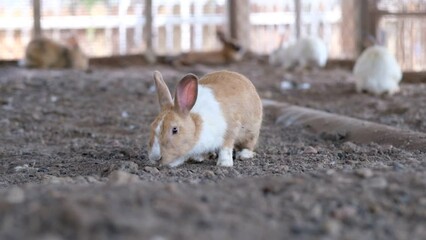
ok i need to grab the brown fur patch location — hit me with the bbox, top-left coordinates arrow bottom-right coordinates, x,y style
200,71 -> 263,151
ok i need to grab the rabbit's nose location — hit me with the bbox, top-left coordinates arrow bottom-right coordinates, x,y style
148,156 -> 162,166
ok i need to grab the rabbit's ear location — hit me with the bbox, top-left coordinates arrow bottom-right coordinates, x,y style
363,35 -> 378,48
174,73 -> 198,116
216,29 -> 227,43
66,35 -> 79,48
153,71 -> 173,109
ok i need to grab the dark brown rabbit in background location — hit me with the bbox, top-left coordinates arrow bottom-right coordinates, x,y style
173,30 -> 244,66
19,36 -> 89,70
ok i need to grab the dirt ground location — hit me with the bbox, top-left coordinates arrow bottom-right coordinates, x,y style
0,60 -> 425,240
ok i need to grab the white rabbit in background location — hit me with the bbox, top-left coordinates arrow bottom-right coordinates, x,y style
353,39 -> 402,95
269,36 -> 328,70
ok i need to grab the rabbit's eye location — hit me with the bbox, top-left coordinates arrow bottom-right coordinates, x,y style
172,127 -> 178,135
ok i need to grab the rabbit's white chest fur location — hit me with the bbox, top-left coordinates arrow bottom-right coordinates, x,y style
189,85 -> 227,155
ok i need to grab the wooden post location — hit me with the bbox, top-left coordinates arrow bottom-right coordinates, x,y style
353,0 -> 371,56
228,0 -> 237,39
368,0 -> 379,42
341,0 -> 355,57
118,0 -> 131,55
33,0 -> 42,38
144,0 -> 156,63
227,0 -> 250,48
362,1 -> 379,39
294,0 -> 302,39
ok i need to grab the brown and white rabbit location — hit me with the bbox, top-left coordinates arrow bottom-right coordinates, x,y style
173,30 -> 244,66
19,36 -> 89,70
148,70 -> 263,167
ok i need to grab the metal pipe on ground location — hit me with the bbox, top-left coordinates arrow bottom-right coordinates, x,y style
263,100 -> 426,152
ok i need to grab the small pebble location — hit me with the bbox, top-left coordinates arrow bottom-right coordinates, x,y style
121,111 -> 129,118
419,197 -> 426,206
341,141 -> 358,153
119,161 -> 139,173
144,166 -> 160,174
50,96 -> 58,102
165,183 -> 179,193
332,206 -> 357,220
148,85 -> 156,93
323,219 -> 341,236
32,113 -> 41,120
356,168 -> 374,178
303,146 -> 318,154
382,144 -> 394,151
36,234 -> 64,240
262,91 -> 273,98
366,177 -> 388,189
108,170 -> 140,185
150,236 -> 167,240
42,175 -> 74,184
204,170 -> 215,178
310,204 -> 323,219
280,165 -> 290,172
6,186 -> 25,204
392,162 -> 404,171
280,81 -> 295,90
297,82 -> 311,90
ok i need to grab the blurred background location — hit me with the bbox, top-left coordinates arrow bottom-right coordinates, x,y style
0,0 -> 425,70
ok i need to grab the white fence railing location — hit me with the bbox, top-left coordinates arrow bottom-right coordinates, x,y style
249,0 -> 343,55
0,0 -> 341,58
0,0 -> 346,59
0,0 -> 227,58
250,10 -> 342,53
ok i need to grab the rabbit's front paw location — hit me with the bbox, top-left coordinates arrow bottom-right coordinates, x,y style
217,148 -> 233,167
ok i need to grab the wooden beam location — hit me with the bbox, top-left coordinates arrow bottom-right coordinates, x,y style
367,0 -> 379,41
143,0 -> 155,63
402,71 -> 426,84
144,0 -> 153,50
377,10 -> 426,17
228,0 -> 237,39
227,0 -> 250,48
264,101 -> 426,152
33,0 -> 41,38
294,0 -> 302,39
341,0 -> 359,57
356,0 -> 368,54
